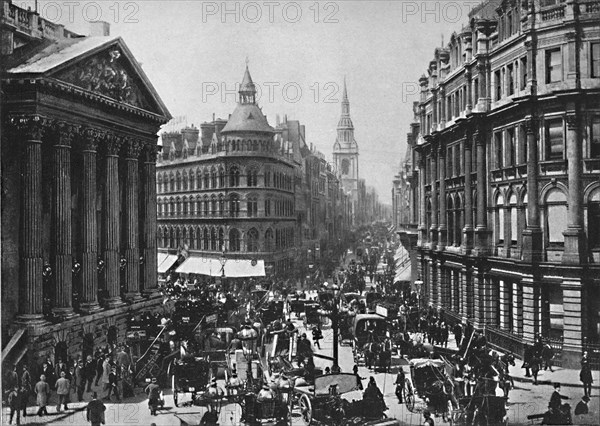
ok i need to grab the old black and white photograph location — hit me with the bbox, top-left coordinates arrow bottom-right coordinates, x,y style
1,0 -> 599,424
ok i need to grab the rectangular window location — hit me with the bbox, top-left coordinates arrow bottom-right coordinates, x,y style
495,70 -> 502,100
507,12 -> 512,37
454,143 -> 461,176
545,119 -> 564,160
546,48 -> 562,83
591,117 -> 600,158
519,125 -> 528,165
520,57 -> 528,89
447,147 -> 453,177
507,128 -> 516,166
473,78 -> 479,104
494,132 -> 503,169
508,64 -> 514,95
593,43 -> 600,78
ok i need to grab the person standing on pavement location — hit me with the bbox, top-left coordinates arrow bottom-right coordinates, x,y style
55,371 -> 70,412
83,355 -> 95,393
453,323 -> 463,348
34,375 -> 50,416
312,325 -> 322,350
86,392 -> 106,426
7,386 -> 21,425
73,360 -> 85,402
94,353 -> 104,387
395,368 -> 406,403
107,366 -> 120,402
101,355 -> 111,399
580,361 -> 593,398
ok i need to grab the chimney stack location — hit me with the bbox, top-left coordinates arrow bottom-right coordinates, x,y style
90,21 -> 110,37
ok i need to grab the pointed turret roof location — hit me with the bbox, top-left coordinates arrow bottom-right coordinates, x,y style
240,65 -> 256,94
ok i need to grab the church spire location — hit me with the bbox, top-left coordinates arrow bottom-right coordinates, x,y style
337,77 -> 353,131
239,63 -> 256,104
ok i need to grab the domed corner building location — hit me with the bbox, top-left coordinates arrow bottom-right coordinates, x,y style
156,65 -> 298,284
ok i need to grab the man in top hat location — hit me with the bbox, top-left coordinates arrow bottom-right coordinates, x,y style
549,383 -> 569,412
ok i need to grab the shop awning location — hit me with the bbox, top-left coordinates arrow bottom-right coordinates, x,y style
175,256 -> 266,278
394,263 -> 411,282
157,252 -> 168,267
394,246 -> 408,262
175,257 -> 220,276
157,254 -> 179,274
224,259 -> 265,277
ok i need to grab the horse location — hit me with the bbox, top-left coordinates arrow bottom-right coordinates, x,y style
364,341 -> 382,370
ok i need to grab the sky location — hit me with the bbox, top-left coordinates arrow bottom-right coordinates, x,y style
20,0 -> 483,203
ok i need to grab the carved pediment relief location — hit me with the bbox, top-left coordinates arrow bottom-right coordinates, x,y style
53,47 -> 153,111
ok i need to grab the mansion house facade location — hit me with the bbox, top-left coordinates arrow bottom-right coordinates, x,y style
398,0 -> 600,368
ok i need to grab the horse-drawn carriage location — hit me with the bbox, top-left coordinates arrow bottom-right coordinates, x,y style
304,302 -> 322,328
295,373 -> 394,426
403,358 -> 455,421
168,355 -> 211,407
288,295 -> 308,319
352,314 -> 391,371
452,395 -> 509,426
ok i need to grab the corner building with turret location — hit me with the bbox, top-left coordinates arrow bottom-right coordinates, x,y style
398,0 -> 600,368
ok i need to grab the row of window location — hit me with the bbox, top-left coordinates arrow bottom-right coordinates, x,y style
162,138 -> 278,162
158,226 -> 295,252
157,167 -> 293,193
157,195 -> 294,218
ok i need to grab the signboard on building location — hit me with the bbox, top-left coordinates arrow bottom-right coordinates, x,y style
376,305 -> 388,318
206,314 -> 218,324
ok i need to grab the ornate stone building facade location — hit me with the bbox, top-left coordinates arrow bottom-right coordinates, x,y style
399,0 -> 600,367
156,67 -> 298,275
1,1 -> 170,368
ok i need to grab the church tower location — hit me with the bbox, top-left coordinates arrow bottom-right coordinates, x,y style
332,78 -> 359,206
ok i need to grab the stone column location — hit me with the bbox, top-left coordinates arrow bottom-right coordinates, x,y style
563,113 -> 586,264
79,129 -> 102,313
430,143 -> 438,245
465,69 -> 473,113
142,143 -> 159,295
522,118 -> 543,262
522,277 -> 540,344
561,278 -> 584,367
102,134 -> 125,308
123,139 -> 143,301
16,116 -> 47,323
462,130 -> 473,253
473,129 -> 489,255
437,144 -> 447,250
52,121 -> 77,319
417,152 -> 428,245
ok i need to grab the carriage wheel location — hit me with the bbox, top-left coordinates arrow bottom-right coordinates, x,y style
403,379 -> 415,412
299,394 -> 312,425
172,375 -> 178,407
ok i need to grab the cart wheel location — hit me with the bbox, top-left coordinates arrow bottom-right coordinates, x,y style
172,375 -> 178,407
299,394 -> 312,426
403,380 -> 415,412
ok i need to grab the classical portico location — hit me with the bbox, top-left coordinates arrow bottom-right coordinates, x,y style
2,34 -> 170,366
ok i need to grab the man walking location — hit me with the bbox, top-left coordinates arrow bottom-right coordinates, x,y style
312,326 -> 322,350
86,392 -> 106,426
55,371 -> 70,412
34,375 -> 50,416
83,355 -> 95,393
580,361 -> 593,398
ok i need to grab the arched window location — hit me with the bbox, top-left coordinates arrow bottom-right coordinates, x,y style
210,228 -> 217,251
203,196 -> 209,217
211,195 -> 217,216
218,228 -> 224,252
588,188 -> 600,249
230,166 -> 240,187
219,167 -> 225,188
182,171 -> 188,191
545,188 -> 567,245
157,174 -> 163,194
265,228 -> 274,251
341,159 -> 350,175
247,228 -> 259,252
170,173 -> 175,192
218,194 -> 224,216
203,228 -> 209,250
509,193 -> 518,244
203,170 -> 210,188
426,199 -> 432,239
230,194 -> 240,217
495,194 -> 505,246
229,229 -> 241,252
176,172 -> 182,191
247,196 -> 258,217
189,170 -> 195,189
196,169 -> 202,189
183,196 -> 188,215
447,197 -> 454,246
247,168 -> 258,187
176,197 -> 182,215
211,167 -> 217,188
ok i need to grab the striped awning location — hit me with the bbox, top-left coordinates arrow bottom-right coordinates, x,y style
157,254 -> 178,274
394,263 -> 411,282
175,256 -> 266,278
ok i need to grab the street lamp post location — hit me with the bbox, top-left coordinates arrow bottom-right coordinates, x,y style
219,249 -> 227,291
330,284 -> 341,371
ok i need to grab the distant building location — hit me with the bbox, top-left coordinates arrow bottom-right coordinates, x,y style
397,0 -> 600,368
1,0 -> 170,369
